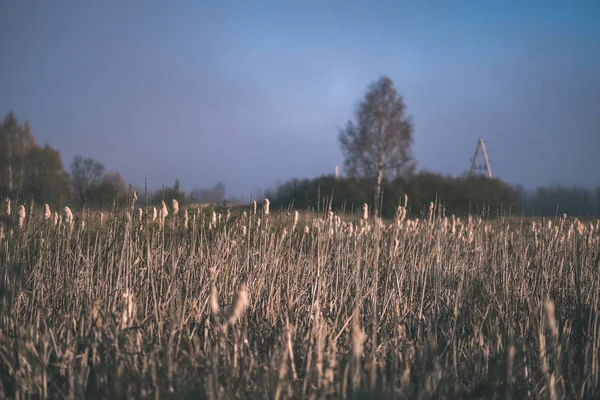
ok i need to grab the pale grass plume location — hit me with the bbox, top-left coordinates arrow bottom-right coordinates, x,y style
211,211 -> 217,226
53,211 -> 59,226
241,225 -> 247,236
428,201 -> 435,223
161,200 -> 168,219
159,201 -> 168,228
362,203 -> 368,220
183,209 -> 189,230
252,200 -> 257,216
263,198 -> 270,216
4,198 -> 10,216
223,283 -> 249,326
210,283 -> 220,316
18,205 -> 26,229
256,217 -> 261,228
121,290 -> 137,329
172,199 -> 179,215
350,312 -> 365,360
209,268 -> 220,316
152,207 -> 158,222
292,210 -> 299,230
62,206 -> 74,227
304,225 -> 310,235
544,298 -> 559,340
137,207 -> 143,223
43,204 -> 51,221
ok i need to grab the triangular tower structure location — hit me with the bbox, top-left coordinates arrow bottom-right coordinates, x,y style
469,138 -> 492,179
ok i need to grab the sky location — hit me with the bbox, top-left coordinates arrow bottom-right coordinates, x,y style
1,0 -> 599,199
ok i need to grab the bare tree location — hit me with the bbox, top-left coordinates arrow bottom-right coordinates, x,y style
339,75 -> 415,213
70,156 -> 105,204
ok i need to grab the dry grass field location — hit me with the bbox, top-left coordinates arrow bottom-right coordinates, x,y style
1,198 -> 600,399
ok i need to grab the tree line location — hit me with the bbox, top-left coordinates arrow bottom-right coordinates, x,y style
272,75 -> 600,218
2,72 -> 598,217
0,111 -> 230,208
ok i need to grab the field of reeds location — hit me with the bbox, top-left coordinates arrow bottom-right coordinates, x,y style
1,197 -> 600,399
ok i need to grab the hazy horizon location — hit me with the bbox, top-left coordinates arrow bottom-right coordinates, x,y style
1,1 -> 599,198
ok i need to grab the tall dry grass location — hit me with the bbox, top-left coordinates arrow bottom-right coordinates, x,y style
0,198 -> 599,399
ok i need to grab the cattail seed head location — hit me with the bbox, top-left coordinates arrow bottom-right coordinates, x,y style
210,282 -> 220,316
264,199 -> 270,216
43,204 -> 51,221
252,200 -> 257,216
351,316 -> 365,360
62,206 -> 73,226
161,201 -> 168,218
18,205 -> 26,229
544,298 -> 559,340
121,290 -> 137,329
225,283 -> 249,325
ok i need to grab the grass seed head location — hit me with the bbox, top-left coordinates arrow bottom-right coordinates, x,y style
210,283 -> 220,316
43,204 -> 51,221
161,201 -> 168,218
225,283 -> 249,325
121,290 -> 137,329
62,206 -> 73,226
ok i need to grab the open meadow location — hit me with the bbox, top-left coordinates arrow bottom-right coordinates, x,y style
1,199 -> 600,399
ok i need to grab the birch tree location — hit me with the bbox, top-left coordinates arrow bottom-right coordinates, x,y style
338,75 -> 415,214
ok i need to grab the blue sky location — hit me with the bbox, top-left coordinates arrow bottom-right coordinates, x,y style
1,0 -> 599,198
